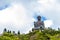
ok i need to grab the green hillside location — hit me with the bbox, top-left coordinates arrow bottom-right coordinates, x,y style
0,28 -> 60,40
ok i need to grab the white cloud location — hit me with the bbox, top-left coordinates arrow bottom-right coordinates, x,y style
37,0 -> 60,29
0,0 -> 60,34
44,20 -> 53,28
0,3 -> 34,34
0,3 -> 28,25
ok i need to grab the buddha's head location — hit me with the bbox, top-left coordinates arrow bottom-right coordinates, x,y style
37,16 -> 41,21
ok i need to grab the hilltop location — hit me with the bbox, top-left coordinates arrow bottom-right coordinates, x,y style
0,28 -> 60,40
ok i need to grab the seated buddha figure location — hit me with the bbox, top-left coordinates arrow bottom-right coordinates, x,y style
32,16 -> 45,30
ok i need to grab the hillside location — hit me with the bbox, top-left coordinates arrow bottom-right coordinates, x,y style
0,28 -> 60,40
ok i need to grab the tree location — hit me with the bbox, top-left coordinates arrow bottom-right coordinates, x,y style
7,30 -> 11,33
18,31 -> 20,35
4,28 -> 7,32
13,31 -> 15,34
58,28 -> 60,31
9,31 -> 11,33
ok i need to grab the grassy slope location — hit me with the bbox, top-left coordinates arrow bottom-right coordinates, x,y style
0,29 -> 60,40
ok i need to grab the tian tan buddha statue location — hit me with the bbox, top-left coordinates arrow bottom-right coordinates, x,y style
32,16 -> 45,31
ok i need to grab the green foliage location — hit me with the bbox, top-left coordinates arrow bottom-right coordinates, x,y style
0,28 -> 60,40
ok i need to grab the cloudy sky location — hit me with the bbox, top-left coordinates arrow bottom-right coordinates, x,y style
0,0 -> 60,34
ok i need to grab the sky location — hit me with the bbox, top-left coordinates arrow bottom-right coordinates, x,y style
0,0 -> 60,34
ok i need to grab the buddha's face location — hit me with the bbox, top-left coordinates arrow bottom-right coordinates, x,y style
37,16 -> 41,21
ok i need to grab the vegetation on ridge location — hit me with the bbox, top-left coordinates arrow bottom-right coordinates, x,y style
0,28 -> 60,40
